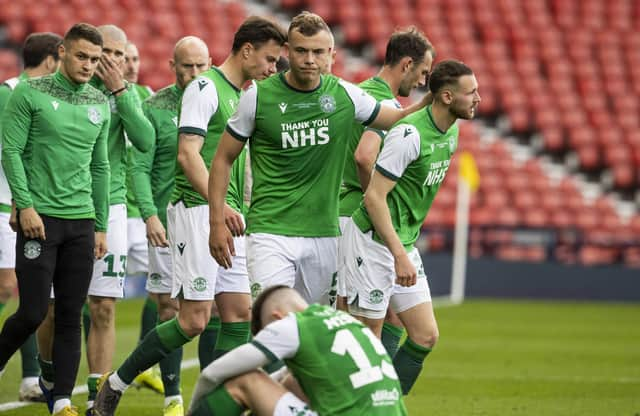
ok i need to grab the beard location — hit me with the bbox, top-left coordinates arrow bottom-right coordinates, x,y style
449,101 -> 475,120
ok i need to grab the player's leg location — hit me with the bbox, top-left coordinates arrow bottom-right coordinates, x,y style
213,230 -> 251,362
0,213 -> 43,401
341,219 -> 394,336
36,300 -> 55,409
198,302 -> 220,370
86,204 -> 127,411
191,370 -> 316,416
382,306 -> 405,358
336,216 -> 350,311
297,236 -> 338,305
391,247 -> 438,395
49,217 -> 95,414
246,233 -> 298,299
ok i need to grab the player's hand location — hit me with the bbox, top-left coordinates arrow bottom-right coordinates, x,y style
19,207 -> 46,240
145,215 -> 169,247
96,54 -> 125,93
394,253 -> 417,287
209,221 -> 235,269
9,201 -> 17,232
94,231 -> 107,259
420,90 -> 433,107
223,204 -> 245,237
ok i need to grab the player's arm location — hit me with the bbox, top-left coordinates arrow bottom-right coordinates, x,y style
0,84 -> 12,114
130,108 -> 167,247
364,124 -> 421,287
117,84 -> 154,152
208,84 -> 257,268
354,128 -> 384,191
0,83 -> 44,239
90,106 -> 111,258
368,91 -> 433,131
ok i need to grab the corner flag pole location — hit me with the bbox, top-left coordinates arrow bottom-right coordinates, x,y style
451,151 -> 479,304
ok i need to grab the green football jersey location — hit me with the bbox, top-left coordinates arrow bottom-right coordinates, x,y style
1,71 -> 111,231
173,67 -> 245,212
226,73 -> 380,237
89,77 -> 153,206
252,304 -> 407,415
352,105 -> 458,249
130,84 -> 181,227
125,83 -> 154,218
339,77 -> 400,217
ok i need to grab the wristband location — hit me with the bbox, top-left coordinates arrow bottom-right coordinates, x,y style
111,86 -> 127,95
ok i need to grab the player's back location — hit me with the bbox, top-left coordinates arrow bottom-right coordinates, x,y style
289,305 -> 407,415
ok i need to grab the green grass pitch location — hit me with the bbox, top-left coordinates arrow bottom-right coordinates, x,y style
0,297 -> 638,415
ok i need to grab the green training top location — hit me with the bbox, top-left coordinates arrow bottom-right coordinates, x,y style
130,84 -> 181,227
253,304 -> 407,415
339,76 -> 400,217
1,71 -> 111,231
173,67 -> 245,212
226,73 -> 380,237
125,83 -> 154,218
0,72 -> 29,212
352,106 -> 458,249
89,77 -> 153,206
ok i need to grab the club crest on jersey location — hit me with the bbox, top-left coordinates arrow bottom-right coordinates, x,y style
24,240 -> 42,260
192,277 -> 208,292
449,137 -> 457,153
278,102 -> 288,113
88,107 -> 102,124
369,289 -> 384,304
319,94 -> 336,113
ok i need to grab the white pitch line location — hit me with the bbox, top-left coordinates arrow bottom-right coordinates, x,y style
0,358 -> 200,412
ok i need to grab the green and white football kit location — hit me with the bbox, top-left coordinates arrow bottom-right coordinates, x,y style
226,73 -> 380,304
131,84 -> 179,294
171,68 -> 249,300
342,106 -> 458,318
125,83 -> 153,276
88,78 -> 153,298
0,74 -> 27,269
194,305 -> 407,415
337,77 -> 400,298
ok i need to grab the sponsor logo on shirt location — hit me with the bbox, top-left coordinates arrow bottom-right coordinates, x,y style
177,242 -> 186,255
403,128 -> 412,138
280,119 -> 330,149
88,107 -> 102,124
278,102 -> 288,113
423,159 -> 451,187
371,388 -> 400,407
51,101 -> 59,110
171,116 -> 178,126
197,79 -> 208,91
356,256 -> 363,267
319,94 -> 336,113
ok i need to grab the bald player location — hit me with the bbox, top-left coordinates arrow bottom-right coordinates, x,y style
129,36 -> 211,416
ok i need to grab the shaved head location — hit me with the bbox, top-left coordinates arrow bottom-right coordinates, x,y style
97,24 -> 126,43
251,286 -> 308,335
173,36 -> 209,62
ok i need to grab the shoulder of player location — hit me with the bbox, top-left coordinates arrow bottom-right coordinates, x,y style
81,83 -> 110,104
144,84 -> 178,108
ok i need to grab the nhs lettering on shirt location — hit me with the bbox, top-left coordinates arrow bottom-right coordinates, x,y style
280,118 -> 330,149
423,159 -> 451,187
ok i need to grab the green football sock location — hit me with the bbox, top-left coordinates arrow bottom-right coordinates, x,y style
117,318 -> 192,385
38,355 -> 55,384
139,297 -> 158,342
393,337 -> 431,395
198,316 -> 220,370
212,321 -> 250,361
87,374 -> 100,402
0,302 -> 5,315
19,333 -> 40,378
159,315 -> 184,397
82,302 -> 91,343
381,322 -> 404,358
191,384 -> 244,416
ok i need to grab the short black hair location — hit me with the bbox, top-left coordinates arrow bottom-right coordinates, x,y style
289,11 -> 331,37
384,27 -> 435,66
232,16 -> 287,54
23,32 -> 62,68
276,55 -> 290,72
63,23 -> 103,48
251,285 -> 291,335
428,60 -> 473,95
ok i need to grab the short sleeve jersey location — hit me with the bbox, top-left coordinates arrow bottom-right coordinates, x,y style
252,304 -> 407,416
352,106 -> 459,249
339,77 -> 400,217
132,84 -> 181,227
173,67 -> 246,212
226,73 -> 380,237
